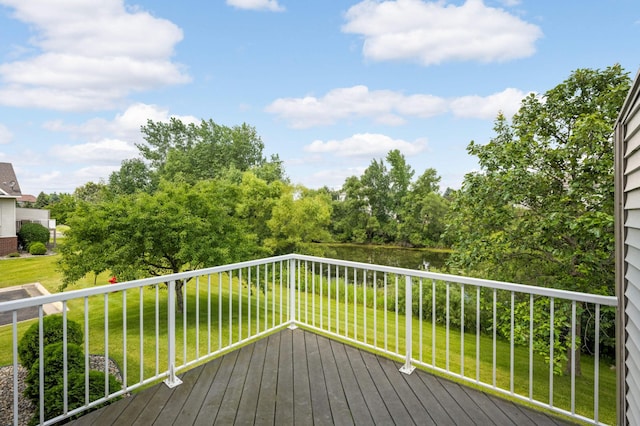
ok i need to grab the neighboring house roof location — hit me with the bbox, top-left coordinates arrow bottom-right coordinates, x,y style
18,194 -> 37,203
0,162 -> 22,196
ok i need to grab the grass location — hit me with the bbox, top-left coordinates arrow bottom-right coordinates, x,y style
0,255 -> 615,425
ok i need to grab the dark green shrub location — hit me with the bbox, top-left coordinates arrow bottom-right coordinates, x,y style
30,370 -> 121,425
18,315 -> 83,371
18,222 -> 49,250
28,242 -> 47,255
25,342 -> 85,402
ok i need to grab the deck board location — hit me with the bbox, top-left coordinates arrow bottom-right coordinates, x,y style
70,328 -> 575,426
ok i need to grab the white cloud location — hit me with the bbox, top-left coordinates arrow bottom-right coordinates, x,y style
0,124 -> 13,144
0,0 -> 189,111
44,103 -> 199,141
51,139 -> 138,164
267,85 -> 525,127
266,85 -> 447,128
342,0 -> 542,65
449,88 -> 529,119
226,0 -> 285,12
305,133 -> 428,158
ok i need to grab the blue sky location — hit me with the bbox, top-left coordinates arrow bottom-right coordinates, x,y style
0,0 -> 638,195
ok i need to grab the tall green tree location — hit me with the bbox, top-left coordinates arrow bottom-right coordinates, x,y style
60,179 -> 260,310
265,186 -> 332,255
446,65 -> 630,374
136,118 -> 282,184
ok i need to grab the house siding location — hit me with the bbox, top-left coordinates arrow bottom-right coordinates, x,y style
616,68 -> 640,426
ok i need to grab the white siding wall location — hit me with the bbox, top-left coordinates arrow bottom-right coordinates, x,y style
0,197 -> 16,238
616,69 -> 640,426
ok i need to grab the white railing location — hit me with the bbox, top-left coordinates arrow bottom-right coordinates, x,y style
0,254 -> 617,425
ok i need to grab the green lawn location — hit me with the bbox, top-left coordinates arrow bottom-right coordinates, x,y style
0,255 -> 615,424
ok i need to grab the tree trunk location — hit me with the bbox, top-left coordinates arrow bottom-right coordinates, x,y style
175,280 -> 184,313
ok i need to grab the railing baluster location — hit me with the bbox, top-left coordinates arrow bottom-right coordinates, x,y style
38,309 -> 44,425
85,298 -> 90,406
12,311 -> 18,426
461,283 -> 465,378
155,285 -> 159,377
123,290 -> 127,390
529,293 -> 533,400
305,261 -> 308,325
336,265 -> 340,335
196,276 -> 200,360
63,301 -> 68,414
312,262 -> 316,328
549,297 -> 554,408
239,269 -> 243,341
384,273 -> 388,352
207,275 -> 211,355
139,288 -> 144,384
373,271 -> 377,348
104,294 -> 109,396
364,269 -> 367,345
320,263 -> 323,330
328,264 -> 331,333
571,300 -> 576,415
219,274 -> 223,351
400,276 -> 415,375
510,291 -> 515,395
345,266 -> 348,338
432,279 -> 436,368
183,279 -> 187,365
594,303 -> 600,423
354,269 -> 357,341
248,267 -> 252,337
446,282 -> 450,372
395,275 -> 399,354
164,280 -> 182,388
419,278 -> 423,362
476,286 -> 480,383
492,288 -> 497,388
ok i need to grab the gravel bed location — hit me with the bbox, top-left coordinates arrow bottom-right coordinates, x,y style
0,355 -> 123,426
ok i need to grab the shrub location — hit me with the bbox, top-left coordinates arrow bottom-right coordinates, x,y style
18,315 -> 83,371
24,342 -> 85,402
29,242 -> 47,255
18,222 -> 49,250
30,370 -> 121,425
7,251 -> 20,257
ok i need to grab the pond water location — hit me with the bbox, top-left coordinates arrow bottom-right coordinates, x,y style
319,244 -> 450,271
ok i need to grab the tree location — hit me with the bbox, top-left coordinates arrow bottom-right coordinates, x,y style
265,186 -> 333,255
59,179 -> 260,310
136,118 -> 276,184
399,168 -> 448,247
446,65 -> 630,374
108,158 -> 155,195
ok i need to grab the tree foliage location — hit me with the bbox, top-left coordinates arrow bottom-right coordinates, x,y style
445,65 -> 630,373
330,149 -> 448,246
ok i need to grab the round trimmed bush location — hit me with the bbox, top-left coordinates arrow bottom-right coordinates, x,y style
18,315 -> 83,371
29,242 -> 47,255
25,342 -> 85,402
18,222 -> 49,250
33,370 -> 121,425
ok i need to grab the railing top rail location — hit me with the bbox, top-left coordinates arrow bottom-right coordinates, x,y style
0,253 -> 616,314
289,254 -> 618,306
0,254 -> 293,313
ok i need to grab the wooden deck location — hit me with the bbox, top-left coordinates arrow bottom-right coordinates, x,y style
70,329 -> 573,426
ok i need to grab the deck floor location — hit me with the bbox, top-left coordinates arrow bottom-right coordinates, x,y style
71,328 -> 572,426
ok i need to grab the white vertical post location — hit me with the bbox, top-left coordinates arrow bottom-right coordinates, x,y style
288,258 -> 298,329
164,280 -> 183,388
400,275 -> 415,375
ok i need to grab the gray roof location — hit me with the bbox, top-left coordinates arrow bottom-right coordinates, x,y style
0,162 -> 22,196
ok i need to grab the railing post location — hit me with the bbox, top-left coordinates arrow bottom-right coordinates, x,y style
400,275 -> 415,375
164,280 -> 183,388
288,258 -> 298,329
